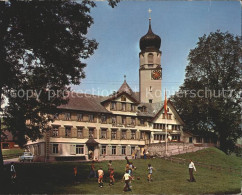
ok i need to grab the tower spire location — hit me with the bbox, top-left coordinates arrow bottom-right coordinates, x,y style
148,8 -> 152,32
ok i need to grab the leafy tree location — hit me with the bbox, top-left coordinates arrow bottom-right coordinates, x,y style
0,0 -> 119,169
171,31 -> 241,154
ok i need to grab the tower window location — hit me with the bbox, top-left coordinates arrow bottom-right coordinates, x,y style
149,99 -> 153,103
148,53 -> 153,64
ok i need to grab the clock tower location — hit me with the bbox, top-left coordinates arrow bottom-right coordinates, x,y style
139,15 -> 162,103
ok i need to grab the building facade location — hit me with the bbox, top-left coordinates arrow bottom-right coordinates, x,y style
27,18 -> 204,161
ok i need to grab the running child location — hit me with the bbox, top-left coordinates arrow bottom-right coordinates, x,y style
147,164 -> 153,182
98,167 -> 104,188
109,168 -> 115,186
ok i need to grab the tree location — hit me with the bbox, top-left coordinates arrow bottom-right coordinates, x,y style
0,0 -> 119,169
171,31 -> 241,154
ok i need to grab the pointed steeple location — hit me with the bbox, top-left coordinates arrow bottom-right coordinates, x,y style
117,77 -> 134,95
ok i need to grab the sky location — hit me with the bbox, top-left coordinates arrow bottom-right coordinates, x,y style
72,0 -> 241,100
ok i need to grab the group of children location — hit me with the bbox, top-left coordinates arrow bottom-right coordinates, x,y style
74,157 -> 154,191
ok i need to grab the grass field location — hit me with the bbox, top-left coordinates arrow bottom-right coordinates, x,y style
1,147 -> 241,194
2,148 -> 24,159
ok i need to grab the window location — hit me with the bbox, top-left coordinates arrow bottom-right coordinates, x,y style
148,53 -> 153,64
189,137 -> 193,143
76,145 -> 84,154
168,114 -> 172,120
77,113 -> 83,121
121,130 -> 126,139
89,114 -> 94,122
131,146 -> 135,154
89,129 -> 94,138
52,126 -> 59,137
121,96 -> 126,101
140,118 -> 145,125
131,104 -> 135,112
111,130 -> 117,139
101,145 -> 106,155
53,144 -> 58,154
149,99 -> 153,103
101,129 -> 107,139
154,134 -> 166,141
149,86 -> 152,92
122,103 -> 126,111
112,146 -> 116,155
65,126 -> 71,137
172,135 -> 180,141
77,127 -> 83,138
111,102 -> 116,110
196,137 -> 202,143
53,113 -> 59,120
140,132 -> 145,140
122,146 -> 126,155
65,113 -> 71,120
131,117 -> 135,125
101,115 -> 107,123
112,116 -> 116,124
131,130 -> 136,139
122,116 -> 126,124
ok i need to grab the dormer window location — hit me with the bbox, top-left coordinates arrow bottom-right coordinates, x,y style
65,113 -> 71,120
121,96 -> 126,101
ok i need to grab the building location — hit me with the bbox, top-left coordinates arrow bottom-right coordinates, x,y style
27,18 -> 202,161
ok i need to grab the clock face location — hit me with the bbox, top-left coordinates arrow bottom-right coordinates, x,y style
152,70 -> 161,80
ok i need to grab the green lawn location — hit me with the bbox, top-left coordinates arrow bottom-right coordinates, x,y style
1,147 -> 241,194
2,148 -> 24,159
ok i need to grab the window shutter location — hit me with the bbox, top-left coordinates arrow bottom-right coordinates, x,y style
49,144 -> 53,155
58,144 -> 62,154
136,118 -> 140,126
127,117 -> 131,125
99,129 -> 102,139
71,127 -> 77,138
136,131 -> 140,140
94,128 -> 97,139
116,130 -> 121,140
94,115 -> 97,123
59,127 -> 65,137
127,130 -> 131,140
71,113 -> 77,121
83,128 -> 89,138
59,113 -> 65,120
117,116 -> 122,124
126,103 -> 131,111
83,114 -> 88,122
117,102 -> 122,111
70,144 -> 76,155
107,129 -> 111,139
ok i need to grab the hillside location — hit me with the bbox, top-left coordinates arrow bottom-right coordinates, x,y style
1,147 -> 241,194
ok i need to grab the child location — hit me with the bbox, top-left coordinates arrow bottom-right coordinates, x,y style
147,164 -> 153,182
10,162 -> 16,184
123,170 -> 132,192
73,166 -> 78,183
98,167 -> 104,188
109,168 -> 115,186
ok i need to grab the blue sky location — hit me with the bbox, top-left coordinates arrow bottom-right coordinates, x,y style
72,0 -> 241,99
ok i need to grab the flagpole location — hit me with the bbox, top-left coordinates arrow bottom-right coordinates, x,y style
164,89 -> 168,156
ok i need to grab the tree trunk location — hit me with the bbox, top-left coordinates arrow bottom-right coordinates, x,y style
0,86 -> 4,177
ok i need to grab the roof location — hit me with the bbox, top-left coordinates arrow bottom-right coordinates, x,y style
137,102 -> 163,117
58,92 -> 111,114
85,138 -> 99,146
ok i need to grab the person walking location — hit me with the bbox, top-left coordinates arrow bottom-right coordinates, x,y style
88,161 -> 97,178
188,159 -> 196,182
73,166 -> 78,183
